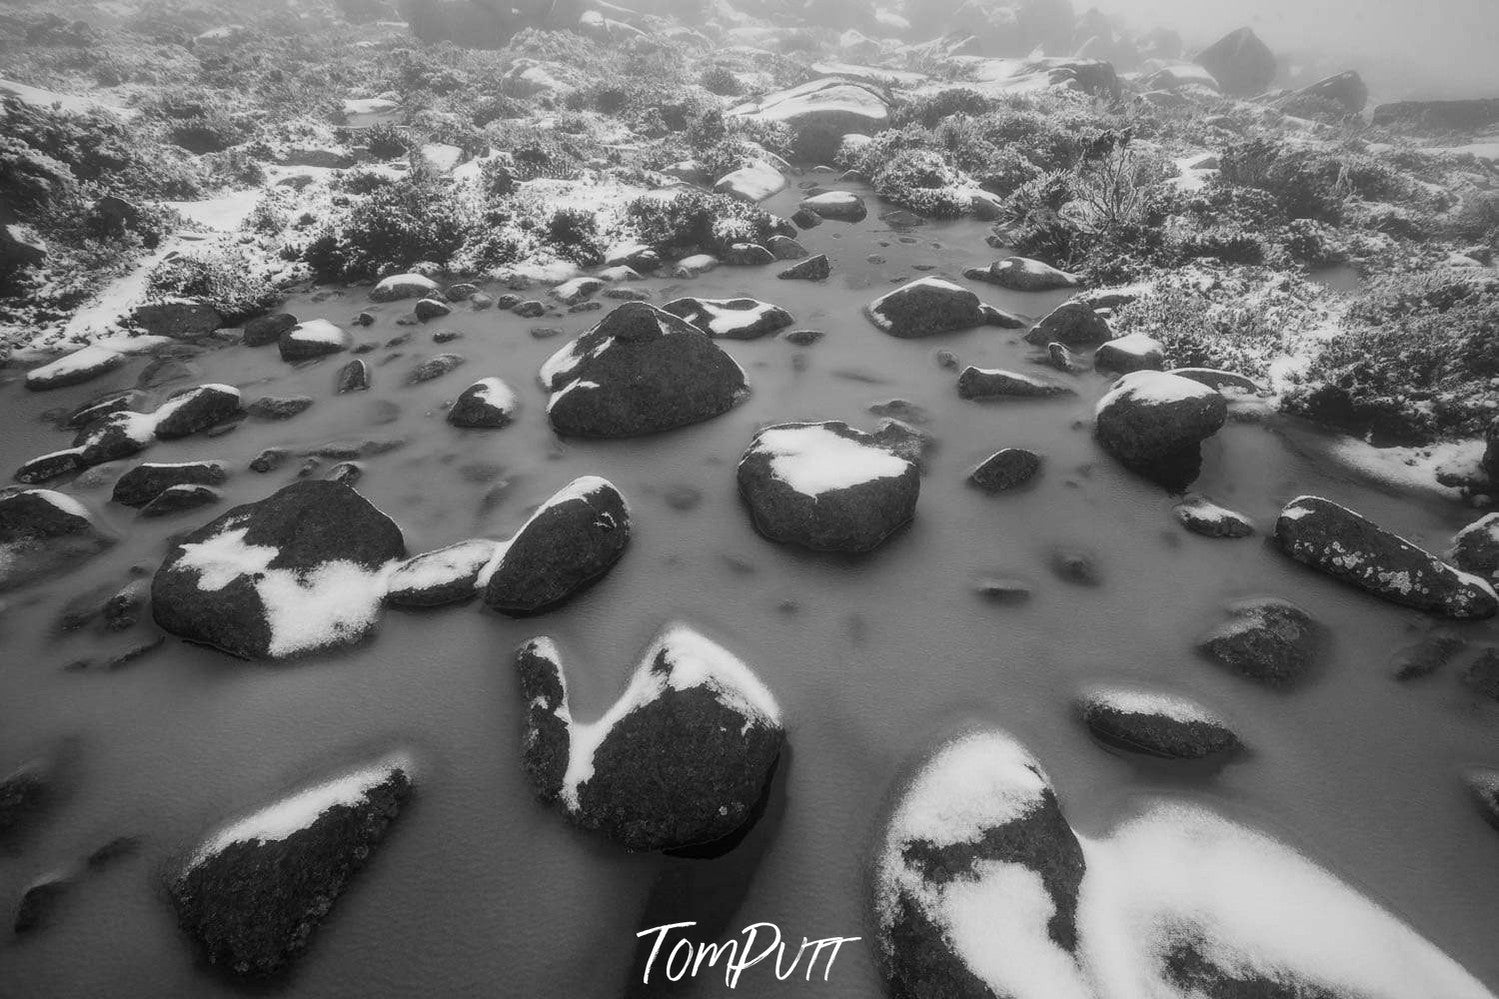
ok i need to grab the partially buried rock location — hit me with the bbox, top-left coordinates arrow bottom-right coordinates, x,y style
1450,514 -> 1499,582
777,254 -> 830,281
865,277 -> 995,338
0,760 -> 50,839
247,396 -> 313,421
151,480 -> 405,659
141,484 -> 220,518
1198,597 -> 1318,685
483,476 -> 630,615
1174,494 -> 1253,538
515,624 -> 783,852
958,366 -> 1073,400
279,320 -> 350,361
169,753 -> 413,978
969,256 -> 1081,291
152,384 -> 241,439
1094,333 -> 1165,373
1094,371 -> 1227,491
968,448 -> 1042,492
737,421 -> 919,552
1275,496 -> 1497,619
335,358 -> 371,394
113,461 -> 227,508
384,538 -> 501,607
242,313 -> 297,348
663,296 -> 793,339
1392,634 -> 1464,681
1168,367 -> 1262,394
447,378 -> 517,429
799,190 -> 866,222
1078,686 -> 1241,760
25,345 -> 128,391
1023,300 -> 1111,347
407,352 -> 465,384
540,303 -> 748,438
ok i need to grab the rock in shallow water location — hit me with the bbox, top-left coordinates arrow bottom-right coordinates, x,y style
515,624 -> 783,852
1198,597 -> 1319,685
1078,687 -> 1241,760
1450,513 -> 1499,582
151,480 -> 405,659
483,476 -> 630,615
1173,494 -> 1254,538
384,538 -> 500,607
968,256 -> 1081,291
865,277 -> 995,338
112,461 -> 224,507
447,377 -> 517,429
968,448 -> 1042,492
1024,300 -> 1112,347
1275,496 -> 1498,620
662,296 -> 793,339
169,753 -> 413,978
957,366 -> 1073,400
1094,371 -> 1227,491
278,320 -> 350,362
737,421 -> 919,552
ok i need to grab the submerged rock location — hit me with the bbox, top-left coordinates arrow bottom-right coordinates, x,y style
1463,649 -> 1499,702
1079,686 -> 1241,760
738,421 -> 919,552
968,448 -> 1042,492
957,366 -> 1074,400
1199,597 -> 1319,685
0,760 -> 50,840
14,873 -> 70,934
243,313 -> 298,348
1392,634 -> 1465,681
662,296 -> 793,340
151,480 -> 405,659
113,461 -> 227,508
515,624 -> 783,852
1275,496 -> 1498,619
447,378 -> 518,429
169,753 -> 413,978
247,396 -> 313,421
407,352 -> 466,384
483,476 -> 630,615
1094,371 -> 1227,491
865,277 -> 994,338
540,303 -> 748,438
1174,494 -> 1254,538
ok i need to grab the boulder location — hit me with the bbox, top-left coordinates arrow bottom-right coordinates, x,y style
0,761 -> 50,839
671,254 -> 719,278
730,78 -> 890,163
958,366 -> 1073,400
967,256 -> 1080,291
1078,686 -> 1241,760
1196,26 -> 1276,96
1023,300 -> 1111,347
866,277 -> 994,338
799,190 -> 867,222
141,484 -> 221,518
515,624 -> 784,852
1094,371 -> 1227,490
540,303 -> 748,438
777,254 -> 831,281
483,476 -> 630,615
1463,650 -> 1499,702
737,421 -> 919,552
25,345 -> 129,391
663,297 -> 793,340
1198,597 -> 1319,685
169,753 -> 412,978
15,449 -> 84,484
1286,71 -> 1368,114
1094,333 -> 1165,373
242,313 -> 297,348
968,448 -> 1042,492
1047,342 -> 1085,373
72,411 -> 156,466
1450,514 -> 1499,581
447,378 -> 518,429
152,384 -> 241,438
550,277 -> 604,305
1174,495 -> 1254,538
279,320 -> 351,362
112,461 -> 227,508
1275,496 -> 1497,619
384,539 -> 501,607
713,160 -> 787,203
151,480 -> 406,659
370,273 -> 440,302
0,489 -> 111,590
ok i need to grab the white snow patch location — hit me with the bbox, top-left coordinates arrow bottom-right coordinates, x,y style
387,539 -> 500,596
752,424 -> 911,496
887,730 -> 1050,849
1096,370 -> 1215,414
1082,685 -> 1223,726
287,319 -> 346,344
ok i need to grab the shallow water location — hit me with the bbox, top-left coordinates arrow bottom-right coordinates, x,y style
2,179 -> 1497,997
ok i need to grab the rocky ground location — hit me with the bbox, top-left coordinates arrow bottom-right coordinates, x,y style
3,0 -> 1499,995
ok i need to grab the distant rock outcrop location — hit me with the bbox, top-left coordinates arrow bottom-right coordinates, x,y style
1195,26 -> 1275,96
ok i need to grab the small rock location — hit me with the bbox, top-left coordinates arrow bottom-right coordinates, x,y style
1078,686 -> 1241,760
407,353 -> 466,384
279,320 -> 351,361
335,358 -> 372,394
113,461 -> 227,508
968,448 -> 1042,492
249,448 -> 288,473
1199,598 -> 1318,685
1174,495 -> 1254,538
243,313 -> 298,348
247,396 -> 314,420
957,366 -> 1073,400
447,378 -> 517,429
777,254 -> 831,281
1024,301 -> 1111,347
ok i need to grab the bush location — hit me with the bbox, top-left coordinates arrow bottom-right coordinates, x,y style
1218,138 -> 1342,222
624,190 -> 776,257
872,149 -> 970,218
145,248 -> 282,323
699,65 -> 742,97
305,174 -> 470,281
364,123 -> 409,160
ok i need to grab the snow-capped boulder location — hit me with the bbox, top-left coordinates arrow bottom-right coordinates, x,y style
1285,70 -> 1368,114
966,256 -> 1081,291
515,624 -> 783,852
968,448 -> 1042,492
1451,514 -> 1499,582
713,160 -> 787,203
335,358 -> 371,394
1196,26 -> 1275,96
1094,371 -> 1228,490
279,320 -> 351,362
737,421 -> 919,552
385,539 -> 502,607
151,480 -> 406,659
14,449 -> 84,484
1167,367 -> 1261,394
112,461 -> 227,508
141,483 -> 221,518
663,297 -> 793,339
1275,496 -> 1498,619
482,476 -> 630,615
541,303 -> 748,438
778,253 -> 831,281
406,352 -> 466,384
549,277 -> 604,305
1080,686 -> 1241,760
0,489 -> 111,590
370,273 -> 440,302
799,190 -> 867,222
169,753 -> 413,978
1023,300 -> 1112,347
730,78 -> 890,162
1198,598 -> 1319,685
958,366 -> 1074,400
1094,333 -> 1165,373
131,301 -> 224,339
413,297 -> 450,321
866,277 -> 1003,338
671,253 -> 719,278
447,377 -> 518,429
1174,494 -> 1254,538
24,345 -> 128,391
151,384 -> 242,439
72,410 -> 156,465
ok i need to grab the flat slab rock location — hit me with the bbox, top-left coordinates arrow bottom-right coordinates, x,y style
662,296 -> 793,340
515,624 -> 784,852
540,302 -> 748,438
169,753 -> 413,978
1079,686 -> 1241,760
737,421 -> 919,552
1275,496 -> 1498,619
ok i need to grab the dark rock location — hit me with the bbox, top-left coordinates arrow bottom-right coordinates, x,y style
325,462 -> 360,485
0,761 -> 50,839
132,302 -> 224,339
1286,71 -> 1368,114
1450,514 -> 1499,581
15,449 -> 84,484
483,476 -> 630,615
541,303 -> 748,438
14,875 -> 70,934
1095,333 -> 1166,373
767,235 -> 809,259
1050,548 -> 1101,585
724,243 -> 774,266
974,577 -> 1031,604
1079,688 -> 1241,760
249,449 -> 289,474
447,378 -> 517,429
515,625 -> 783,852
141,484 -> 221,518
663,297 -> 793,340
65,390 -> 147,430
958,366 -> 1074,400
969,448 -> 1042,492
1199,598 -> 1318,685
1047,342 -> 1085,373
791,207 -> 822,229
1392,635 -> 1465,681
1023,301 -> 1111,347
513,300 -> 547,318
1174,495 -> 1254,538
1275,496 -> 1497,619
1094,371 -> 1227,491
431,329 -> 462,344
968,256 -> 1081,291
777,254 -> 831,281
866,277 -> 991,338
72,411 -> 153,466
737,421 -> 919,552
1196,26 -> 1276,95
445,283 -> 478,302
242,313 -> 297,348
1464,767 -> 1499,832
385,539 -> 498,607
407,352 -> 466,384
153,385 -> 242,439
279,320 -> 351,361
868,399 -> 930,425
247,396 -> 314,421
335,359 -> 372,394
113,462 -> 227,508
151,480 -> 405,659
784,329 -> 823,345
413,297 -> 451,321
871,419 -> 936,471
1463,649 -> 1499,702
0,489 -> 97,541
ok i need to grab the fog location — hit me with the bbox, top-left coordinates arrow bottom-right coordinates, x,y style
1090,0 -> 1499,98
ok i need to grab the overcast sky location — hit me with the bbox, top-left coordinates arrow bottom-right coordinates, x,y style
1088,0 -> 1499,98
